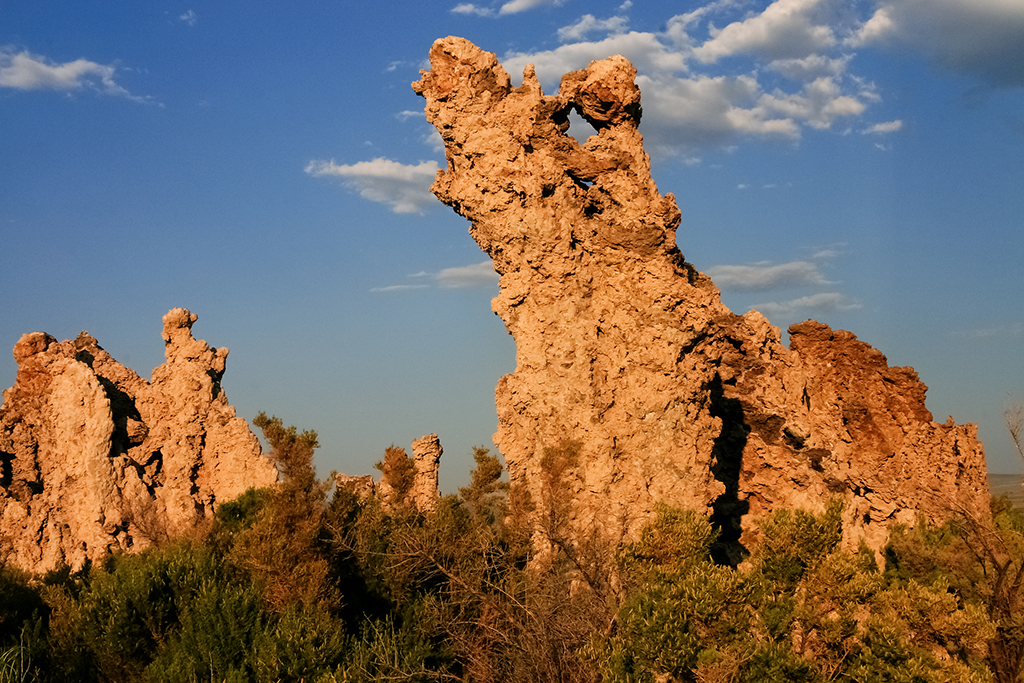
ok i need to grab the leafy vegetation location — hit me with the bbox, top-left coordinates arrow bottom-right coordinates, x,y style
1,415 -> 1023,682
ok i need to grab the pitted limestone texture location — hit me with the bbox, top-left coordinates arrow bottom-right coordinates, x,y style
0,308 -> 278,573
413,37 -> 989,555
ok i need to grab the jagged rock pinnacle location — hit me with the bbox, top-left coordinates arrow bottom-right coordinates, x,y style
0,309 -> 278,572
414,37 -> 989,554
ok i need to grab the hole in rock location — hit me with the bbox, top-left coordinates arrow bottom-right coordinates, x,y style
566,108 -> 598,144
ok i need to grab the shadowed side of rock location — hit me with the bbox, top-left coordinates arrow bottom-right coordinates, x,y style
413,36 -> 990,555
702,314 -> 989,560
0,308 -> 278,573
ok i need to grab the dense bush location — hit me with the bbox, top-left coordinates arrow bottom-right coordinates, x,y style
591,500 -> 996,683
1,416 -> 1022,682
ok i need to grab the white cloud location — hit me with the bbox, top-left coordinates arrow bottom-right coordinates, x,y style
437,261 -> 500,288
422,129 -> 445,153
753,77 -> 866,130
810,247 -> 842,260
637,72 -> 801,154
693,0 -> 837,64
370,284 -> 431,293
850,0 -> 1024,86
503,5 -> 876,157
478,0 -> 1017,163
768,54 -> 849,81
0,49 -> 156,104
846,7 -> 895,47
754,292 -> 862,317
705,260 -> 828,290
710,247 -> 855,320
863,119 -> 902,134
724,106 -> 800,137
452,0 -> 567,15
0,51 -> 113,90
451,3 -> 494,16
952,321 -> 1024,339
666,0 -> 746,44
305,158 -> 440,214
179,10 -> 197,26
502,32 -> 688,90
500,0 -> 563,15
372,261 -> 499,293
558,14 -> 629,42
396,110 -> 424,121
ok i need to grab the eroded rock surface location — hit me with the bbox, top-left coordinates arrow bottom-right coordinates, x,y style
0,308 -> 278,573
413,37 -> 989,555
411,433 -> 443,512
376,435 -> 444,513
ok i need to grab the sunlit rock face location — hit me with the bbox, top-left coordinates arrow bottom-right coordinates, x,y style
414,37 -> 989,557
0,308 -> 278,573
411,433 -> 443,513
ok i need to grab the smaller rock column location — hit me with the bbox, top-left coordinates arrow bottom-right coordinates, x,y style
411,433 -> 443,512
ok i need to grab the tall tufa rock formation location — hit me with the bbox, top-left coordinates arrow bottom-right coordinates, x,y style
0,308 -> 278,573
413,37 -> 989,557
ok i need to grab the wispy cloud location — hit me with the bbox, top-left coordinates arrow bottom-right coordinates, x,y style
451,3 -> 495,17
437,261 -> 500,288
370,284 -> 431,293
863,120 -> 902,134
500,3 -> 881,157
179,10 -> 197,26
502,33 -> 687,91
422,129 -> 444,153
490,0 -> 1023,159
500,0 -> 564,15
708,246 -> 858,321
0,49 -> 157,104
754,292 -> 862,317
341,0 -> 1023,207
372,261 -> 499,293
692,0 -> 837,64
558,14 -> 629,42
768,54 -> 850,81
705,259 -> 828,290
452,0 -> 568,17
848,0 -> 1024,87
305,158 -> 440,214
951,321 -> 1024,339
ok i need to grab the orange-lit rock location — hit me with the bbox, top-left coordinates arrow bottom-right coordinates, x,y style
414,37 -> 989,558
411,432 -> 443,513
0,308 -> 277,573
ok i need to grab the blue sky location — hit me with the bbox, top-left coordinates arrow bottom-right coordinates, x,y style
2,0 -> 1022,490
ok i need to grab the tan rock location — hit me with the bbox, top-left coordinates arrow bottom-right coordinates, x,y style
335,474 -> 376,500
0,309 -> 278,573
411,433 -> 443,512
413,37 -> 990,556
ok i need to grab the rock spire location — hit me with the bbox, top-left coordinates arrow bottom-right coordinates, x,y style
0,308 -> 278,573
413,37 -> 989,555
